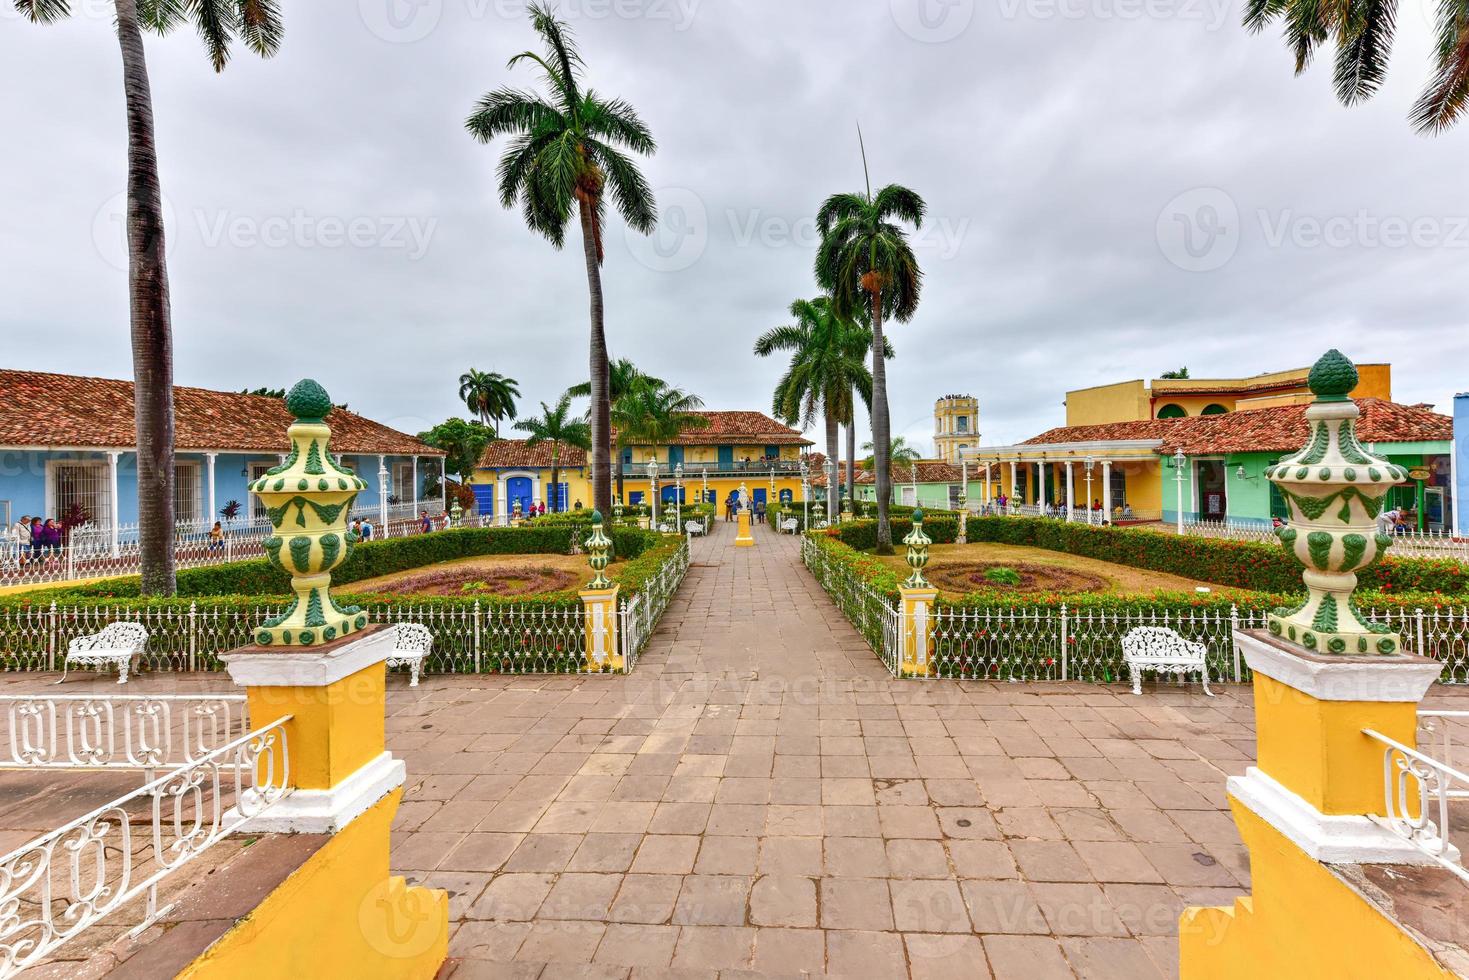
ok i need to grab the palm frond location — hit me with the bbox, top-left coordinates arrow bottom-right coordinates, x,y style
816,192 -> 870,236
467,89 -> 564,144
14,0 -> 71,23
873,184 -> 926,227
1412,0 -> 1469,131
587,139 -> 657,234
138,0 -> 186,31
1333,0 -> 1396,104
191,0 -> 237,72
234,0 -> 283,58
581,93 -> 656,154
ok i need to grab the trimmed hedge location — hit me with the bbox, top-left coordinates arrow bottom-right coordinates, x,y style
830,516 -> 960,551
967,517 -> 1469,598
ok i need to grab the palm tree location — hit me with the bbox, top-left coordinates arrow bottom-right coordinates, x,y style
861,436 -> 921,471
567,358 -> 670,503
514,394 -> 592,513
19,0 -> 284,595
815,146 -> 925,553
466,3 -> 657,515
458,369 -> 521,436
1245,0 -> 1469,133
610,385 -> 709,497
754,298 -> 875,520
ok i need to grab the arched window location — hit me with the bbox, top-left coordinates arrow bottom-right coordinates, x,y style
1157,404 -> 1187,420
1201,404 -> 1228,416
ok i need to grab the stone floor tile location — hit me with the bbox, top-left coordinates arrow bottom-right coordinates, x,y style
824,836 -> 889,878
514,921 -> 606,964
758,836 -> 824,877
885,838 -> 951,878
890,878 -> 971,933
469,873 -> 555,921
819,877 -> 892,931
960,879 -> 1049,935
1073,840 -> 1167,884
608,874 -> 683,924
905,933 -> 994,980
749,874 -> 817,927
1029,881 -> 1129,936
539,873 -> 624,921
503,834 -> 583,873
569,834 -> 644,873
670,926 -> 755,971
1010,840 -> 1093,882
672,875 -> 752,926
629,835 -> 700,875
947,840 -> 1018,880
592,924 -> 680,969
694,836 -> 759,875
825,929 -> 908,977
750,927 -> 825,975
981,935 -> 1075,979
1060,936 -> 1168,978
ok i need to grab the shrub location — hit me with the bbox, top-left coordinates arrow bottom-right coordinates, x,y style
984,567 -> 1022,586
965,517 -> 1469,597
831,516 -> 959,551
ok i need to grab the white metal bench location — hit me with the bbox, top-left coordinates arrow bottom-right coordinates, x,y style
385,623 -> 433,687
684,519 -> 706,537
779,517 -> 799,534
59,622 -> 149,685
1121,626 -> 1214,696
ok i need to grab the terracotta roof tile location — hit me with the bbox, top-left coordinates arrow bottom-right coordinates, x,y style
1023,398 -> 1450,456
477,439 -> 588,468
0,370 -> 441,456
645,411 -> 811,447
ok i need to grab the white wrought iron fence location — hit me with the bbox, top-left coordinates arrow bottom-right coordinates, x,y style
0,694 -> 249,774
0,716 -> 290,977
1365,710 -> 1469,884
800,536 -> 1469,683
620,537 -> 690,668
1176,518 -> 1469,561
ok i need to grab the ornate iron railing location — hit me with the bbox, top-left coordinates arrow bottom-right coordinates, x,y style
0,695 -> 249,773
1365,711 -> 1469,883
0,717 -> 291,977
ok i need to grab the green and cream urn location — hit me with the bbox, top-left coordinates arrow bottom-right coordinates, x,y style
1265,350 -> 1402,655
903,508 -> 932,589
249,379 -> 370,646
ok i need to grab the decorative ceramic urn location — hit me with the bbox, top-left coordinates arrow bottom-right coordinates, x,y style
585,510 -> 613,589
1265,350 -> 1402,655
249,380 -> 369,646
903,508 -> 932,589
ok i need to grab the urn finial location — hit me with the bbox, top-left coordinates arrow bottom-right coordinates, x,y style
1266,351 -> 1401,655
248,379 -> 368,647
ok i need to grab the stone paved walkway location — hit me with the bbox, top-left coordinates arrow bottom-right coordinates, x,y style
393,522 -> 1264,979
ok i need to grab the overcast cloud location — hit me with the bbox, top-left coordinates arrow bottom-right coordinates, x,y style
3,0 -> 1466,453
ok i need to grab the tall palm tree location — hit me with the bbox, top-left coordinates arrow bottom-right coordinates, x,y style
816,151 -> 925,553
18,0 -> 284,595
1245,0 -> 1469,132
466,3 -> 657,515
567,358 -> 669,503
754,298 -> 875,520
610,385 -> 709,498
514,394 -> 592,513
458,369 -> 520,436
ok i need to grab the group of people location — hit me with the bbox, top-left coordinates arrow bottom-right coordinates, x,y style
5,516 -> 65,565
722,492 -> 767,523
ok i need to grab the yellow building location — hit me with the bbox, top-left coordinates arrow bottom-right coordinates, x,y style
468,411 -> 814,515
933,395 -> 980,464
1066,363 -> 1392,426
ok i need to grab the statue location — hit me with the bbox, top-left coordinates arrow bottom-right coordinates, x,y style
1265,350 -> 1403,655
249,379 -> 368,646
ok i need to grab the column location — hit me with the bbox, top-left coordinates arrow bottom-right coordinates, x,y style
1102,461 -> 1113,522
107,451 -> 121,558
440,459 -> 448,515
1036,460 -> 1046,508
206,452 -> 217,526
377,455 -> 388,527
1008,460 -> 1017,513
410,456 -> 419,519
984,463 -> 992,507
1064,461 -> 1074,520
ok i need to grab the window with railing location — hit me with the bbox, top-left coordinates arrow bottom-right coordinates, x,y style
48,460 -> 110,525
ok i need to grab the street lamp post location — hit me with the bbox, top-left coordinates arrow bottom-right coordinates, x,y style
799,459 -> 810,530
647,458 -> 659,527
1174,449 -> 1187,534
674,463 -> 684,528
1085,456 -> 1095,525
701,465 -> 708,509
827,459 -> 839,520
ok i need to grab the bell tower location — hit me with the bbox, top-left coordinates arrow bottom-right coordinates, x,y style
933,394 -> 979,464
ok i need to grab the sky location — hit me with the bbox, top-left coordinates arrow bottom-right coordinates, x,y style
3,0 -> 1467,455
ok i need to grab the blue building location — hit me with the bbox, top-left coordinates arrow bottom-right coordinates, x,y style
0,370 -> 444,533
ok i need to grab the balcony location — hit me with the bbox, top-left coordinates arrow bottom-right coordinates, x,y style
620,459 -> 806,478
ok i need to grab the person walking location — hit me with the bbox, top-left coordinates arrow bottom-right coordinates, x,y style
8,516 -> 30,567
420,510 -> 433,534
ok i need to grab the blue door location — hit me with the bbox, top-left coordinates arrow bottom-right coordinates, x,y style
753,488 -> 767,506
763,445 -> 778,461
621,448 -> 632,475
552,483 -> 568,511
472,484 -> 494,517
628,491 -> 644,506
705,489 -> 716,504
779,488 -> 793,503
507,477 -> 533,516
661,485 -> 683,504
667,446 -> 684,466
717,445 -> 734,469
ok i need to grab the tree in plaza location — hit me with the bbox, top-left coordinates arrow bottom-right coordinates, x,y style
566,357 -> 667,503
861,435 -> 921,471
754,297 -> 876,521
457,369 -> 520,436
609,384 -> 708,500
514,395 -> 592,513
815,152 -> 925,553
466,3 -> 658,515
18,0 -> 285,594
1244,0 -> 1469,132
417,418 -> 496,481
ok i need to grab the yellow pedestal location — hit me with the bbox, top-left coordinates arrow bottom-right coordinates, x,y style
735,509 -> 755,547
581,584 -> 624,672
899,586 -> 938,677
1180,630 -> 1448,980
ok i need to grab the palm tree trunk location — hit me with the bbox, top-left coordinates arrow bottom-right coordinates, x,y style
869,291 -> 892,552
551,457 -> 560,513
117,0 -> 176,595
577,197 -> 612,514
845,417 -> 856,514
825,412 -> 839,520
